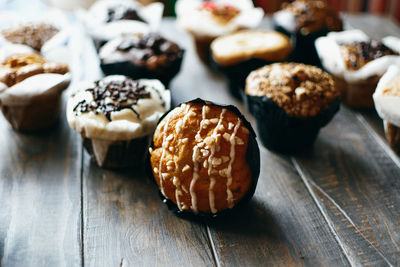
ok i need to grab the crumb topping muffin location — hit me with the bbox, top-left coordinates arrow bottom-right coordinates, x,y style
246,63 -> 338,118
150,101 -> 257,214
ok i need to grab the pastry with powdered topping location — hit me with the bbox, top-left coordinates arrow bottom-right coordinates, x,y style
245,63 -> 340,152
148,98 -> 260,216
67,75 -> 170,168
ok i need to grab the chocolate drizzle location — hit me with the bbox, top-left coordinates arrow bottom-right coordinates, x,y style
73,77 -> 151,120
106,6 -> 146,23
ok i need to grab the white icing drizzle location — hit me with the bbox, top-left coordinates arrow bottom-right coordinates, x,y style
158,112 -> 172,196
226,118 -> 241,209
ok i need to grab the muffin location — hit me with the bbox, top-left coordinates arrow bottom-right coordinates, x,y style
316,30 -> 400,108
0,53 -> 70,131
211,30 -> 292,99
373,65 -> 400,154
99,33 -> 184,86
273,0 -> 342,66
67,75 -> 170,168
149,99 -> 260,216
245,63 -> 340,152
176,0 -> 263,64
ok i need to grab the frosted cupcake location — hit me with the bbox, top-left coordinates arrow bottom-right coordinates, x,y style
316,30 -> 400,108
67,75 -> 170,168
176,0 -> 263,64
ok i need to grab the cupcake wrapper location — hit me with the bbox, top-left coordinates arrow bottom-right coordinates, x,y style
384,121 -> 400,154
146,98 -> 260,219
245,94 -> 340,152
84,135 -> 150,169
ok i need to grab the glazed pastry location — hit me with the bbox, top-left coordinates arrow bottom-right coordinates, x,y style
316,30 -> 400,108
149,99 -> 260,216
176,0 -> 263,64
273,0 -> 342,66
245,63 -> 340,152
211,30 -> 292,99
99,33 -> 184,86
373,65 -> 400,154
0,53 -> 70,131
67,75 -> 170,168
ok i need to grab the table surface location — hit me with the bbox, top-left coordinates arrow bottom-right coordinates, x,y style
1,15 -> 400,267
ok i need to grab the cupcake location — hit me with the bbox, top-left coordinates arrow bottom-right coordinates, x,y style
176,0 -> 263,64
0,53 -> 70,131
99,33 -> 184,86
373,65 -> 400,154
273,0 -> 342,66
148,98 -> 260,216
211,30 -> 292,99
316,30 -> 400,108
245,63 -> 340,152
67,75 -> 170,168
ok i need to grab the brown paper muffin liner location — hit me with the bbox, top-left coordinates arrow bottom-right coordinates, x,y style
384,121 -> 400,154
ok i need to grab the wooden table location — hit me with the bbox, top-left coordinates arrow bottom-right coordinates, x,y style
1,15 -> 400,267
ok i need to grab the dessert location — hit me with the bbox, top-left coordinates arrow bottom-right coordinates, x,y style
176,0 -> 263,64
211,30 -> 292,99
0,53 -> 70,131
245,63 -> 340,152
99,33 -> 184,86
149,99 -> 260,216
373,65 -> 400,154
67,75 -> 170,168
316,30 -> 400,108
273,0 -> 342,66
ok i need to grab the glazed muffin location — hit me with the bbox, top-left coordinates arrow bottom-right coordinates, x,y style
0,53 -> 70,131
67,75 -> 170,168
176,0 -> 263,64
373,65 -> 400,154
99,33 -> 184,86
245,63 -> 340,152
211,30 -> 292,99
316,30 -> 400,108
149,99 -> 260,216
273,0 -> 342,66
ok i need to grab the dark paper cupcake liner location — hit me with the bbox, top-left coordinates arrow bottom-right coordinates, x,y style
245,94 -> 340,152
145,98 -> 260,220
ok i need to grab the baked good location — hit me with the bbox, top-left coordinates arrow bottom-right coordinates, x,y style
67,75 -> 170,168
273,0 -> 342,66
245,63 -> 340,152
149,99 -> 260,216
211,30 -> 292,99
373,65 -> 400,154
0,53 -> 70,131
99,33 -> 184,86
176,0 -> 263,64
316,30 -> 400,108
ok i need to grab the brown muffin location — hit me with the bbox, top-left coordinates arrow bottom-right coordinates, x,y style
150,100 -> 259,214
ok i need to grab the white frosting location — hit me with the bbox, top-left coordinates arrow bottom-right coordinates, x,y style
176,0 -> 264,38
67,76 -> 171,141
273,10 -> 298,33
79,0 -> 163,41
315,30 -> 400,83
373,65 -> 400,128
0,73 -> 71,106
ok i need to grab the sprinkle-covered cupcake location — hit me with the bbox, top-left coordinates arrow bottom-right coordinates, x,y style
245,63 -> 340,152
273,0 -> 342,66
373,65 -> 400,154
176,0 -> 263,64
67,75 -> 170,168
0,53 -> 70,131
99,33 -> 184,86
211,30 -> 292,99
148,99 -> 260,216
316,30 -> 400,108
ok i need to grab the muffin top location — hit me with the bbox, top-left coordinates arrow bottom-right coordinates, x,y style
211,30 -> 292,66
2,23 -> 59,51
67,75 -> 170,141
150,101 -> 255,214
274,0 -> 342,34
246,63 -> 338,118
99,33 -> 184,71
